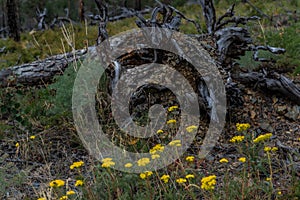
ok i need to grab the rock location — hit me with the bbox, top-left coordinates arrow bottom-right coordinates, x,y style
259,120 -> 274,133
276,105 -> 287,115
284,105 -> 300,121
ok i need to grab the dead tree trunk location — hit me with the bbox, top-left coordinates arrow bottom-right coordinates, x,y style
0,49 -> 89,87
6,0 -> 20,42
135,0 -> 141,11
0,0 -> 299,105
79,0 -> 85,22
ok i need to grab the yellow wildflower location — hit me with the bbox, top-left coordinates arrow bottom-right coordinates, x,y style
101,158 -> 115,168
266,177 -> 272,181
149,149 -> 157,154
186,174 -> 195,179
37,198 -> 46,200
140,171 -> 153,179
140,173 -> 146,179
59,196 -> 68,200
253,133 -> 272,143
145,171 -> 153,176
219,158 -> 229,163
264,146 -> 278,153
101,161 -> 115,168
185,156 -> 195,162
278,191 -> 282,195
236,123 -> 250,132
201,175 -> 216,190
49,179 -> 65,187
30,135 -> 36,140
271,147 -> 278,152
238,157 -> 246,163
168,105 -> 178,112
157,129 -> 164,134
150,144 -> 164,153
229,135 -> 244,143
167,119 -> 177,124
169,140 -> 181,146
186,125 -> 198,133
176,178 -> 187,184
70,161 -> 84,170
75,180 -> 84,187
66,190 -> 76,195
15,142 -> 19,148
160,174 -> 170,183
137,157 -> 150,166
264,146 -> 272,152
151,154 -> 160,159
124,163 -> 133,168
101,158 -> 113,163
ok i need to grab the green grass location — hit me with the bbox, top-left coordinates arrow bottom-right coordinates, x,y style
33,124 -> 300,200
0,1 -> 299,199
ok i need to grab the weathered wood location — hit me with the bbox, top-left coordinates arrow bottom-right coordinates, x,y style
36,8 -> 47,30
235,71 -> 300,104
6,0 -> 20,41
0,0 -> 299,106
0,49 -> 89,87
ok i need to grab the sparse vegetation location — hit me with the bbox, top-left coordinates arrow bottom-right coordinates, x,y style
0,1 -> 299,199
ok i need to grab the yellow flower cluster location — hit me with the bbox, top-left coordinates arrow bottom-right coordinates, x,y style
186,125 -> 198,133
185,156 -> 195,162
167,119 -> 177,124
168,105 -> 178,112
30,135 -> 36,140
156,129 -> 164,134
75,180 -> 84,187
219,158 -> 229,163
45,189 -> 76,200
124,163 -> 133,168
238,157 -> 246,163
264,146 -> 278,152
59,196 -> 67,200
176,178 -> 187,184
66,190 -> 75,195
185,174 -> 195,179
140,171 -> 153,179
253,133 -> 272,143
49,179 -> 65,187
149,144 -> 165,154
169,140 -> 181,146
101,158 -> 115,168
236,123 -> 250,132
137,157 -> 150,166
160,174 -> 170,183
70,160 -> 84,170
151,154 -> 160,159
201,175 -> 217,190
229,135 -> 245,143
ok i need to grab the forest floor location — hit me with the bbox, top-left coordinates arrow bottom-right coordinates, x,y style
0,1 -> 299,199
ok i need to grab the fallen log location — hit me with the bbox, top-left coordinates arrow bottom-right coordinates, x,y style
235,71 -> 300,104
0,0 -> 299,107
0,48 -> 89,87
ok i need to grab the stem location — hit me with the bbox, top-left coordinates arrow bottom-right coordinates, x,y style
241,164 -> 246,200
267,152 -> 273,195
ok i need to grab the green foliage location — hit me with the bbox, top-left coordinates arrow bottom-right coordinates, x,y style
0,159 -> 27,198
170,0 -> 186,7
237,50 -> 278,70
261,22 -> 300,74
47,62 -> 78,116
0,62 -> 79,128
